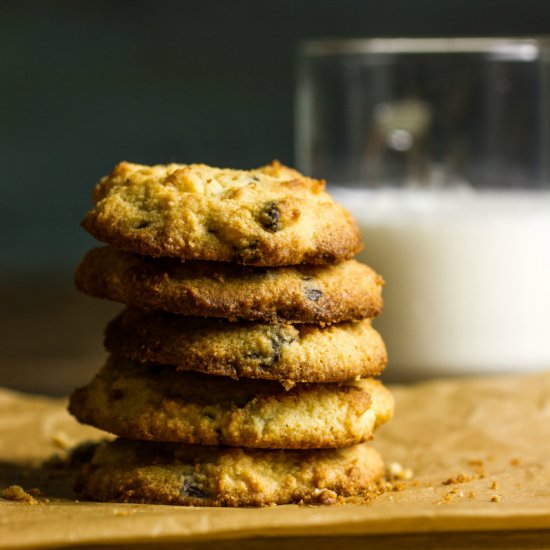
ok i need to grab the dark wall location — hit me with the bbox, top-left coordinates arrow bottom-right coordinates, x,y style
2,0 -> 550,277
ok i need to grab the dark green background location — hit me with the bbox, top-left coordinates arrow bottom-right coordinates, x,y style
2,0 -> 550,277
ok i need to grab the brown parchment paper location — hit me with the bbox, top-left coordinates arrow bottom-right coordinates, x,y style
1,371 -> 550,548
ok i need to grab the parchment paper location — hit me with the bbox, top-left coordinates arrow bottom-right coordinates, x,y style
1,371 -> 550,548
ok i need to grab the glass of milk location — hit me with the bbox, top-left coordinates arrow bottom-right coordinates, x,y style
296,38 -> 550,381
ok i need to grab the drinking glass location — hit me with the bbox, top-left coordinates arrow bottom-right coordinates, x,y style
296,38 -> 550,381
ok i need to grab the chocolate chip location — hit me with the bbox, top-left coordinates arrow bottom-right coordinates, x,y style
135,220 -> 150,229
233,239 -> 260,263
305,288 -> 323,302
181,479 -> 208,499
248,328 -> 296,370
272,331 -> 293,363
258,202 -> 281,232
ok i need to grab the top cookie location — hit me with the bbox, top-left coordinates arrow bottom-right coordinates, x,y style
81,161 -> 362,265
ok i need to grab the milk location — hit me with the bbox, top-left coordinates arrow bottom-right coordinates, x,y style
332,187 -> 550,381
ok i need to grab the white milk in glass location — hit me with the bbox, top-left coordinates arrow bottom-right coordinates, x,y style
332,187 -> 550,381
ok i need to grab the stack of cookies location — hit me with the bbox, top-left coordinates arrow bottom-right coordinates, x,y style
69,161 -> 394,506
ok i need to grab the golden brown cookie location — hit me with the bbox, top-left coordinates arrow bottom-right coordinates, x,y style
81,161 -> 362,265
68,357 -> 394,449
75,438 -> 385,507
105,308 -> 387,386
75,247 -> 384,323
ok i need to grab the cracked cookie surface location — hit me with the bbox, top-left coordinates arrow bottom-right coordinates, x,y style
75,247 -> 384,323
69,356 -> 394,449
81,161 -> 362,265
75,438 -> 385,506
105,308 -> 387,386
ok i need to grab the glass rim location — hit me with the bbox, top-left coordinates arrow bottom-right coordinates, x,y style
299,37 -> 550,60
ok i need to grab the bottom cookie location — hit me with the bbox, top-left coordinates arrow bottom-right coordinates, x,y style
75,439 -> 385,507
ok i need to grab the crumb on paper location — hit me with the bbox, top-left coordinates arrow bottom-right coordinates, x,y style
300,488 -> 341,506
510,458 -> 523,466
1,485 -> 40,505
342,476 -> 410,506
435,491 -> 456,505
442,472 -> 474,485
468,460 -> 489,478
434,487 -> 467,505
468,459 -> 488,476
490,494 -> 502,502
490,480 -> 499,490
387,462 -> 414,481
467,490 -> 477,499
442,468 -> 488,486
378,478 -> 407,493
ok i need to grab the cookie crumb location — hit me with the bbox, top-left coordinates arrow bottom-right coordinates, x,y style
1,485 -> 39,505
490,495 -> 502,502
510,458 -> 523,466
442,472 -> 473,485
467,490 -> 477,499
490,480 -> 498,490
443,468 -> 488,485
302,488 -> 340,506
436,490 -> 456,504
387,462 -> 413,481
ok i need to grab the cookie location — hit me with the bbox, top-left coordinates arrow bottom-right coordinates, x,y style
81,161 -> 362,265
68,357 -> 394,449
105,308 -> 387,386
75,438 -> 385,507
75,247 -> 384,323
